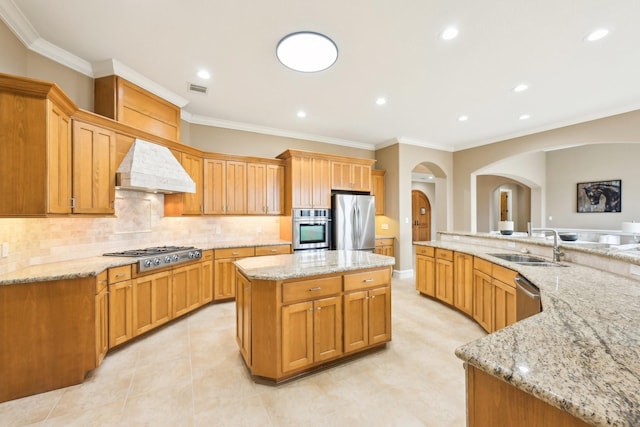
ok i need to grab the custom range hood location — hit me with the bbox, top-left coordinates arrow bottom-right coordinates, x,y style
116,139 -> 196,194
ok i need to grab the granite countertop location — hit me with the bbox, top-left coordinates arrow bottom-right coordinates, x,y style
235,250 -> 395,281
415,239 -> 640,427
0,240 -> 292,286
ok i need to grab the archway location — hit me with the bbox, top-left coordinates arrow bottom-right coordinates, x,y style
412,190 -> 431,241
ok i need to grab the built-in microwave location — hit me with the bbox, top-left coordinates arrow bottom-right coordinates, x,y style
292,209 -> 332,251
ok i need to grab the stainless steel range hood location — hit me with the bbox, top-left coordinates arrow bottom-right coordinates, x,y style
116,139 -> 196,194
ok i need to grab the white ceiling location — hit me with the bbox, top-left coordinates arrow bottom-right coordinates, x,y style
4,0 -> 640,151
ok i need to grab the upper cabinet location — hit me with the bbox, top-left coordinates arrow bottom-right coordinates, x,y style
331,161 -> 373,192
165,151 -> 204,216
94,76 -> 181,142
203,157 -> 246,215
0,73 -> 77,216
371,169 -> 385,215
247,161 -> 284,215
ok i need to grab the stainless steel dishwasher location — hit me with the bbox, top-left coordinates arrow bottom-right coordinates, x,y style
515,274 -> 542,320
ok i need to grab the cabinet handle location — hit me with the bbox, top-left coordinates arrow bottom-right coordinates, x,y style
232,252 -> 239,256
70,197 -> 76,209
308,308 -> 313,312
98,279 -> 108,285
371,295 -> 376,299
363,278 -> 374,283
317,307 -> 322,310
308,287 -> 321,291
270,249 -> 278,252
115,273 -> 126,279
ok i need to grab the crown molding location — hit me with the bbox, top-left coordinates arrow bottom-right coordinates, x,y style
395,137 -> 455,152
183,113 -> 376,151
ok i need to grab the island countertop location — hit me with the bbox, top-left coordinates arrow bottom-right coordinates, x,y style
415,237 -> 640,427
234,250 -> 395,281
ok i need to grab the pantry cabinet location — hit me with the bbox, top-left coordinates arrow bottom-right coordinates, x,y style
72,120 -> 116,214
0,73 -> 76,216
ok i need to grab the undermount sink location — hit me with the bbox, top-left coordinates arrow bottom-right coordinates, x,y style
489,253 -> 567,267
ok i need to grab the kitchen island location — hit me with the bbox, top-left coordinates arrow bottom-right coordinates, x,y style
415,233 -> 640,427
234,250 -> 395,382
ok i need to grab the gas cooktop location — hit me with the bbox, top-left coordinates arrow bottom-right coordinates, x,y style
104,246 -> 202,272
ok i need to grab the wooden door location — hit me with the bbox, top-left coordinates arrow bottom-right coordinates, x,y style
500,191 -> 509,221
368,287 -> 391,345
412,190 -> 431,242
343,291 -> 369,353
454,253 -> 474,316
72,121 -> 116,214
108,280 -> 133,348
313,296 -> 343,362
282,301 -> 314,373
473,269 -> 494,333
203,158 -> 226,214
266,164 -> 284,215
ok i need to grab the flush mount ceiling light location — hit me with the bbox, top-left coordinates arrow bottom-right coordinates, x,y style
297,110 -> 307,118
458,115 -> 469,122
441,27 -> 459,40
375,97 -> 387,105
197,70 -> 210,79
585,28 -> 609,42
513,83 -> 529,92
277,32 -> 338,72
519,114 -> 531,120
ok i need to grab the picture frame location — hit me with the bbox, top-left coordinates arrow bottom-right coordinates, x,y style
577,179 -> 621,213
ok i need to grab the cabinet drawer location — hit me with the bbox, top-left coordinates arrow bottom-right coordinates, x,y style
108,265 -> 132,283
473,257 -> 492,275
215,247 -> 255,259
376,238 -> 394,247
344,268 -> 391,291
255,244 -> 291,256
435,248 -> 454,261
202,249 -> 213,261
415,245 -> 435,257
493,264 -> 517,287
282,276 -> 342,304
96,271 -> 108,293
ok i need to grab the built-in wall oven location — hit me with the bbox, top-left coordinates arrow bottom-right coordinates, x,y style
292,208 -> 332,251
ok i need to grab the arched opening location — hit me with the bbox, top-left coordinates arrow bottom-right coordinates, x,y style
476,176 -> 532,233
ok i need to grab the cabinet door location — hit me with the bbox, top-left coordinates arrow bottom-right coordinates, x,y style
265,164 -> 284,215
247,162 -> 266,214
133,270 -> 172,335
236,272 -> 252,365
331,161 -> 352,190
203,158 -> 226,214
371,170 -> 385,215
48,102 -> 72,214
291,156 -> 313,208
201,253 -> 214,304
313,296 -> 343,362
435,258 -> 454,305
454,253 -> 474,316
226,160 -> 247,214
182,153 -> 203,215
473,269 -> 493,333
312,158 -> 331,208
95,286 -> 109,366
416,254 -> 436,297
493,279 -> 516,331
368,287 -> 391,345
343,290 -> 369,353
172,263 -> 201,318
282,301 -> 314,373
351,163 -> 371,192
214,258 -> 237,300
108,280 -> 133,348
72,121 -> 116,214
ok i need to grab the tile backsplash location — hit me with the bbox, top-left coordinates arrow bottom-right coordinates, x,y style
0,190 -> 282,275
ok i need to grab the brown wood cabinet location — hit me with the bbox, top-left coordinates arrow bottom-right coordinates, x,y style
375,238 -> 394,256
94,75 -> 181,141
466,365 -> 590,427
95,271 -> 109,367
473,258 -> 494,332
214,247 -> 255,300
415,245 -> 436,297
236,272 -> 252,364
472,257 -> 517,333
172,262 -> 202,318
247,162 -> 284,215
0,73 -> 76,216
132,270 -> 172,336
371,169 -> 385,215
201,250 -> 214,304
203,158 -> 247,214
108,265 -> 134,348
454,252 -> 474,316
72,120 -> 116,214
278,150 -> 332,211
435,249 -> 454,305
331,161 -> 372,192
165,152 -> 203,215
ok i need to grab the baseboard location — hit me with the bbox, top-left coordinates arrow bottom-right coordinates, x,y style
393,269 -> 414,279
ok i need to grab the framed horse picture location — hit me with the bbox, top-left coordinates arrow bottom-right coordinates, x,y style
577,179 -> 621,213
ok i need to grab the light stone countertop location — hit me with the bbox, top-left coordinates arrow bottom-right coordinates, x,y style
415,237 -> 640,427
0,240 -> 292,286
235,250 -> 395,281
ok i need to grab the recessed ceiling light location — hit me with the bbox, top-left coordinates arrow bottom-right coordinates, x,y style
513,84 -> 528,92
441,27 -> 459,41
458,115 -> 468,122
197,70 -> 211,80
585,28 -> 609,42
376,97 -> 387,105
277,32 -> 338,72
519,114 -> 531,120
297,110 -> 307,118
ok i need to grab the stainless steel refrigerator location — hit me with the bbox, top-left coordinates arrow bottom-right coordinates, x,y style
331,194 -> 376,251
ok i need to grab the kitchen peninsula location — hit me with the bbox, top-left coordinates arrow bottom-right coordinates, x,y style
234,250 -> 395,382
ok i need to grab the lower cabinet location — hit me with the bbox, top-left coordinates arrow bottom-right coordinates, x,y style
172,262 -> 202,318
132,270 -> 172,336
343,286 -> 391,353
415,245 -> 436,297
108,265 -> 134,348
473,257 -> 517,333
375,238 -> 394,256
236,272 -> 252,364
214,247 -> 255,301
454,252 -> 474,316
435,249 -> 454,305
95,271 -> 109,367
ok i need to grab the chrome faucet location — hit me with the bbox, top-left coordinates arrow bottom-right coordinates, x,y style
531,228 -> 564,262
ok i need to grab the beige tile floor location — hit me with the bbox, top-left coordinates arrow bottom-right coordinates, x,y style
0,277 -> 486,427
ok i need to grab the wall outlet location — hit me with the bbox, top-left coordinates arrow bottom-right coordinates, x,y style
1,242 -> 8,258
405,217 -> 409,224
381,223 -> 389,230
